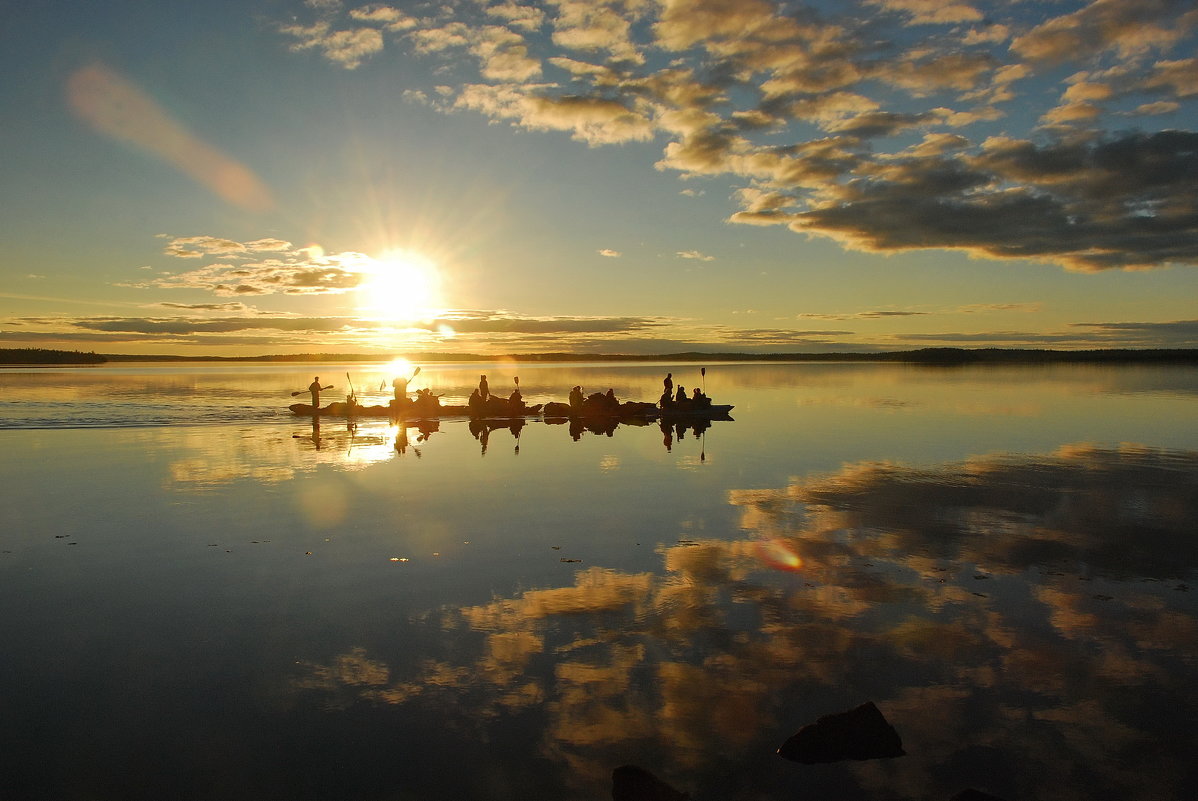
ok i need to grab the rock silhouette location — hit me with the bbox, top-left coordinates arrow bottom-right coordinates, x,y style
611,765 -> 688,801
777,701 -> 905,764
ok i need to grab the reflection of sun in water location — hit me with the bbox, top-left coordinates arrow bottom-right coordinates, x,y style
355,250 -> 443,323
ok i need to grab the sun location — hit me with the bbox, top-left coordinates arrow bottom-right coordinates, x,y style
354,249 -> 443,323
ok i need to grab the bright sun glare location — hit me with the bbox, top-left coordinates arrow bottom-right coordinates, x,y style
355,250 -> 443,323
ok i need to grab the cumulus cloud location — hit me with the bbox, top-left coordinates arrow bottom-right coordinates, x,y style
269,0 -> 1198,274
280,20 -> 385,69
597,248 -> 621,257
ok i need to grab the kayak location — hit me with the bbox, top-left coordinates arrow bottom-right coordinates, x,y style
289,401 -> 543,419
542,401 -> 734,419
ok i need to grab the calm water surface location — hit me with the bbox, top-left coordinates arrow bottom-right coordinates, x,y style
2,361 -> 1196,801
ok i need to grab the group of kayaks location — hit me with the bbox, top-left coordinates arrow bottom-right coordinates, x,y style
289,394 -> 733,422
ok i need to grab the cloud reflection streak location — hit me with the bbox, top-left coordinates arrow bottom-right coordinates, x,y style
290,443 -> 1198,800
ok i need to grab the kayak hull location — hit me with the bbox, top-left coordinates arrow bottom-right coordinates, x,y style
289,401 -> 543,419
289,400 -> 732,420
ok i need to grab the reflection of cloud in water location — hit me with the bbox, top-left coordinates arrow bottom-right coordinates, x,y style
291,444 -> 1198,800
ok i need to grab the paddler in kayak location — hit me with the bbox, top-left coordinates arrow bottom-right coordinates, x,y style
308,376 -> 333,409
392,374 -> 409,403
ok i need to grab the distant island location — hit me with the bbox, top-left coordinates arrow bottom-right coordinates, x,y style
4,347 -> 1197,366
0,348 -> 108,365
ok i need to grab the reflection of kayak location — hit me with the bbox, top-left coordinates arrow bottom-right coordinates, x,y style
289,401 -> 543,419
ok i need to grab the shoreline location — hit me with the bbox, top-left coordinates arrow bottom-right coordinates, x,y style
4,347 -> 1198,367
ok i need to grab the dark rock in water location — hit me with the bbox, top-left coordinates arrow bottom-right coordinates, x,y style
950,790 -> 1008,801
777,701 -> 905,764
611,765 -> 688,801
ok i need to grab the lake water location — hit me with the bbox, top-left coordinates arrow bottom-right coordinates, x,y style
2,361 -> 1196,801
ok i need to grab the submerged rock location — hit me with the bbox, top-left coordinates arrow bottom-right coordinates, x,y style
611,765 -> 688,801
777,701 -> 905,764
950,790 -> 1007,801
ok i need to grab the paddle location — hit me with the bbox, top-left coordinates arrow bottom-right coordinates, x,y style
291,384 -> 333,397
701,366 -> 706,394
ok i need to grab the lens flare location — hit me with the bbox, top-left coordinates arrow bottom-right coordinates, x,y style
756,538 -> 803,572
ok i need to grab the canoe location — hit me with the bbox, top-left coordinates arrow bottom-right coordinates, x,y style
289,401 -> 543,419
542,401 -> 733,419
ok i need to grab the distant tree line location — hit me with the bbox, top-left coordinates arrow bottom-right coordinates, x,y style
7,347 -> 1196,365
0,348 -> 107,364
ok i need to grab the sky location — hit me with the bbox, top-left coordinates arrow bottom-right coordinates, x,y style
2,0 -> 1197,356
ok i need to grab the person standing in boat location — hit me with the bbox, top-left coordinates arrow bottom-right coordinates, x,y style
392,374 -> 409,403
478,374 -> 490,401
308,376 -> 332,408
663,372 -> 673,398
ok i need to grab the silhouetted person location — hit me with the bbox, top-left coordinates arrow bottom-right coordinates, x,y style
675,385 -> 686,404
604,388 -> 618,409
308,376 -> 332,408
478,374 -> 490,400
663,372 -> 673,397
509,386 -> 523,409
569,385 -> 584,410
468,388 -> 484,414
392,374 -> 408,402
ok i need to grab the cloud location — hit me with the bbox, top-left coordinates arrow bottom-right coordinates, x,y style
676,250 -> 714,261
455,85 -> 654,145
798,310 -> 928,321
281,20 -> 385,69
597,248 -> 622,257
1011,0 -> 1198,63
1071,318 -> 1198,346
264,0 -> 1198,274
155,302 -> 256,312
161,235 -> 293,259
866,0 -> 982,27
